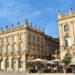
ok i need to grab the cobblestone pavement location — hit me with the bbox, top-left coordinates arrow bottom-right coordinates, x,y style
0,71 -> 74,75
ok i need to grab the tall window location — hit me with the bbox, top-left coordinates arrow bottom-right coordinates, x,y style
28,34 -> 30,40
19,57 -> 23,68
33,48 -> 35,54
14,35 -> 16,42
41,50 -> 43,54
65,35 -> 71,47
13,44 -> 16,53
42,39 -> 43,43
6,58 -> 10,68
38,37 -> 39,42
19,43 -> 23,53
1,46 -> 5,55
33,36 -> 35,41
20,34 -> 23,40
2,38 -> 5,43
64,25 -> 69,31
12,59 -> 16,69
45,50 -> 47,54
7,37 -> 10,42
7,45 -> 10,54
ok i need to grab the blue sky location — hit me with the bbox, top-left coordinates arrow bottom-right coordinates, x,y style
0,0 -> 75,36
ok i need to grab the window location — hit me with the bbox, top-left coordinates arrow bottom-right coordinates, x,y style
7,37 -> 10,42
20,34 -> 23,40
19,57 -> 23,68
2,38 -> 5,43
33,48 -> 35,54
13,44 -> 16,53
38,37 -> 39,42
7,45 -> 10,54
33,36 -> 35,41
41,50 -> 43,54
38,49 -> 40,54
19,43 -> 23,53
6,58 -> 10,68
64,25 -> 69,31
41,39 -> 43,43
12,59 -> 16,68
1,46 -> 5,55
65,35 -> 71,47
14,35 -> 16,42
28,34 -> 30,40
45,50 -> 47,54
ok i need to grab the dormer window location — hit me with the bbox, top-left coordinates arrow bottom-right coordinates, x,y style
64,25 -> 69,31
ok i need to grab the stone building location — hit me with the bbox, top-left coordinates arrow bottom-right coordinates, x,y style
57,8 -> 75,60
0,19 -> 59,71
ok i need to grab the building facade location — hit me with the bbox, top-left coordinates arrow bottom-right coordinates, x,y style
0,19 -> 59,71
57,8 -> 75,60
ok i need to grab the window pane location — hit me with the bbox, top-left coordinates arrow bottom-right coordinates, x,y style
20,43 -> 23,53
20,34 -> 23,40
6,59 -> 10,68
28,34 -> 30,40
1,46 -> 5,55
14,36 -> 16,42
7,45 -> 10,54
13,44 -> 16,53
65,35 -> 71,47
64,25 -> 69,31
19,58 -> 23,68
65,40 -> 68,47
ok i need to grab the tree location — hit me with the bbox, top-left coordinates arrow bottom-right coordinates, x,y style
62,53 -> 72,66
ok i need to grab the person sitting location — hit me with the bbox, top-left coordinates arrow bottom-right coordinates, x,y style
66,66 -> 72,73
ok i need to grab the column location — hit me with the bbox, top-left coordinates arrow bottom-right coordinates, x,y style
2,57 -> 6,71
0,59 -> 1,70
9,57 -> 12,71
22,55 -> 26,71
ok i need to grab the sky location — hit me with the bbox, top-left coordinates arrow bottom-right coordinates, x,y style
0,0 -> 75,36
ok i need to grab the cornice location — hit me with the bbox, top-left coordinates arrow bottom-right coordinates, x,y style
57,15 -> 75,21
27,27 -> 45,36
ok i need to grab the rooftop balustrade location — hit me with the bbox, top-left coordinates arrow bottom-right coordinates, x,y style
0,19 -> 45,35
57,8 -> 75,20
